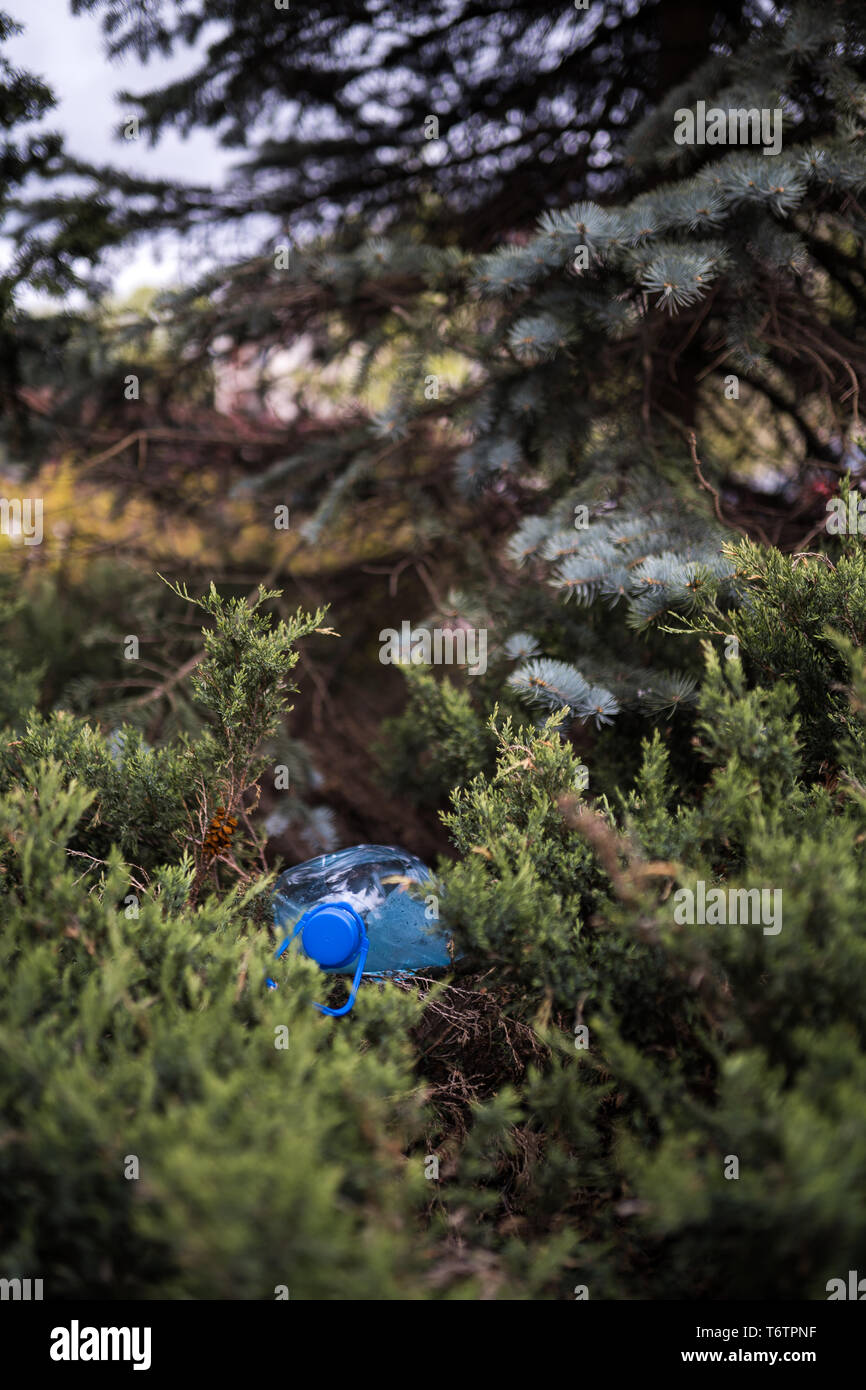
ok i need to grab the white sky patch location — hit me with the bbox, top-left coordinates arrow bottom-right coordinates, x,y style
2,0 -> 239,304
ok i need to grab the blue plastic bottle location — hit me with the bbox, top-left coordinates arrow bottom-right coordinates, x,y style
268,844 -> 456,1016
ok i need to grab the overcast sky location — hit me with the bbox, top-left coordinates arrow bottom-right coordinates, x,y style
4,0 -> 238,299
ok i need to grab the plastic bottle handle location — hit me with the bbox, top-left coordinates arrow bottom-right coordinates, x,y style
313,933 -> 369,1017
271,912 -> 370,1016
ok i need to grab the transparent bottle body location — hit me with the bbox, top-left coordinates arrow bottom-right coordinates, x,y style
273,844 -> 453,975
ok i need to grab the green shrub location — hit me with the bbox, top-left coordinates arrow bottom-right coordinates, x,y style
427,543 -> 866,1298
4,551 -> 866,1299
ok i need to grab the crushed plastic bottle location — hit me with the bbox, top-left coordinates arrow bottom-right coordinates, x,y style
268,844 -> 457,1016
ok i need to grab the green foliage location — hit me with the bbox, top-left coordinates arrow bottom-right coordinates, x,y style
0,760 -> 434,1299
64,0 -> 752,242
377,668 -> 497,807
0,584 -> 441,1298
162,577 -> 328,795
440,711 -> 603,994
0,578 -> 43,728
0,714 -> 200,875
1,579 -> 330,893
430,597 -> 866,1296
179,0 -> 866,528
667,516 -> 866,779
5,537 -> 866,1298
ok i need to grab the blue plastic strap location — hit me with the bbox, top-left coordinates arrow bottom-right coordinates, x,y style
314,932 -> 370,1017
266,916 -> 316,989
275,916 -> 305,959
269,913 -> 370,1016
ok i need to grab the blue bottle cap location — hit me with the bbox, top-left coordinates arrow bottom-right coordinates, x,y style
300,902 -> 364,969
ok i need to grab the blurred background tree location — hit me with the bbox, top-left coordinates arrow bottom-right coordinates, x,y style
3,0 -> 866,833
64,0 -> 752,246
